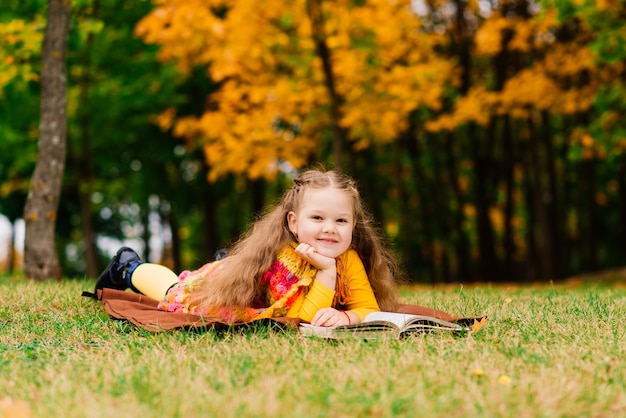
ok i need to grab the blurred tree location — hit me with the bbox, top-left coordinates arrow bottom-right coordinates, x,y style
2,0 -> 221,277
0,1 -> 45,224
62,0 -> 188,276
134,0 -> 457,280
306,0 -> 347,170
23,0 -> 71,280
418,0 -> 616,281
547,0 -> 626,263
135,0 -> 452,180
60,0 -> 213,275
4,0 -> 626,284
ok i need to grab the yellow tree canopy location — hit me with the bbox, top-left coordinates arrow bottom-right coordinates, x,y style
426,7 -> 611,132
0,17 -> 43,92
136,0 -> 454,180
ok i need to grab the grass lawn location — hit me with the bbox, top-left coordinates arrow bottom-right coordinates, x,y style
0,275 -> 624,417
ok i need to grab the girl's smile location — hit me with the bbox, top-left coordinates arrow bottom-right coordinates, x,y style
287,187 -> 355,259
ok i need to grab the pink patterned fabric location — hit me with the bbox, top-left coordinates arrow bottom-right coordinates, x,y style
158,244 -> 319,323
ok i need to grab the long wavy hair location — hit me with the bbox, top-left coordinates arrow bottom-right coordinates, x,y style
189,169 -> 400,311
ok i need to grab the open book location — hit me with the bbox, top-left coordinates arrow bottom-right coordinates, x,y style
299,311 -> 487,339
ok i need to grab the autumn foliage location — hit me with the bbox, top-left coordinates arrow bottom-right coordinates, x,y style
130,0 -> 626,282
3,0 -> 626,283
135,0 -> 454,179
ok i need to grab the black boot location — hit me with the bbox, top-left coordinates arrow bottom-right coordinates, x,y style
214,248 -> 229,261
82,247 -> 142,299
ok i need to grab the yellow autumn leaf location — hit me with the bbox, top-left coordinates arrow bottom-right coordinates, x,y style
475,15 -> 510,56
0,397 -> 33,418
471,316 -> 488,333
472,368 -> 485,377
151,107 -> 177,131
498,375 -> 512,385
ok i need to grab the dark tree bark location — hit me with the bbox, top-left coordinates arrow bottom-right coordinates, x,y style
501,115 -> 517,275
470,128 -> 499,282
430,137 -> 453,282
581,159 -> 598,271
250,177 -> 265,217
76,0 -> 98,278
161,204 -> 182,273
306,0 -> 346,170
620,157 -> 626,260
444,133 -> 471,281
405,131 -> 439,282
541,111 -> 562,278
448,0 -> 472,281
353,146 -> 383,223
392,114 -> 428,280
23,0 -> 71,280
202,184 -> 219,261
526,114 -> 556,280
523,152 -> 538,281
392,138 -> 413,274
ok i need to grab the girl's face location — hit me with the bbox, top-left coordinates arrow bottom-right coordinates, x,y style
287,187 -> 355,259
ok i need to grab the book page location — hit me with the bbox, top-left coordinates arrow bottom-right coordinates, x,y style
362,311 -> 418,329
364,311 -> 462,330
299,312 -> 467,339
299,314 -> 467,339
299,323 -> 398,339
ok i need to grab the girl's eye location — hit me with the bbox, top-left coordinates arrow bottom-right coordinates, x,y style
312,216 -> 322,220
337,219 -> 347,223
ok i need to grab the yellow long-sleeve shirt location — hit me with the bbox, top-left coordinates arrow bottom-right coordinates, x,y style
286,248 -> 380,322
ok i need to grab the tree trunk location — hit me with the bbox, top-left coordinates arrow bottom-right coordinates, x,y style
447,0 -> 473,281
581,159 -> 598,271
430,138 -> 453,282
523,155 -> 538,281
620,157 -> 626,260
353,146 -> 382,223
526,114 -> 555,280
161,202 -> 180,272
77,1 -> 98,278
394,117 -> 426,281
392,138 -> 412,275
444,133 -> 471,281
541,111 -> 562,278
202,184 -> 219,260
502,115 -> 517,275
250,177 -> 265,217
406,131 -> 439,282
306,0 -> 345,170
471,124 -> 498,282
23,0 -> 71,280
559,115 -> 576,276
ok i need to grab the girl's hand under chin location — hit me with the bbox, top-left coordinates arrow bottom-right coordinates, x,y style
294,242 -> 336,271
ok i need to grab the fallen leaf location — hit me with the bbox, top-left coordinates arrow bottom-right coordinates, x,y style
0,397 -> 33,418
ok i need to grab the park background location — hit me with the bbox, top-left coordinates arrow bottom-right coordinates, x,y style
1,2 -> 626,417
2,0 -> 626,285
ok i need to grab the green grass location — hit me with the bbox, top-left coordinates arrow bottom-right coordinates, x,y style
1,276 -> 625,417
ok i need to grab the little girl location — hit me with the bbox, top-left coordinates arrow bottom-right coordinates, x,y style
92,169 -> 400,327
